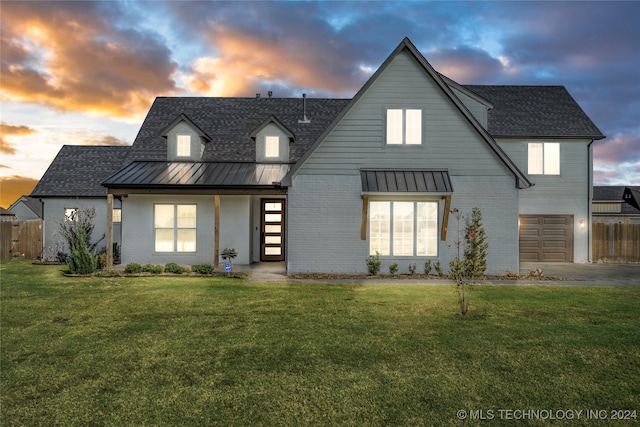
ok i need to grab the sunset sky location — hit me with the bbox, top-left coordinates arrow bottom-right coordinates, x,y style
1,0 -> 639,208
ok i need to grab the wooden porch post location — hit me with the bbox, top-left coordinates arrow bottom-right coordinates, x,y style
214,195 -> 220,269
361,195 -> 369,240
441,195 -> 451,241
106,194 -> 114,268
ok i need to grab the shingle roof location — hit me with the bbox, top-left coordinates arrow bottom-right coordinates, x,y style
31,145 -> 130,197
593,186 -> 640,215
463,85 -> 605,139
8,196 -> 43,217
125,97 -> 351,164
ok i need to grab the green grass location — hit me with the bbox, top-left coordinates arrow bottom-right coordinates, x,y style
2,260 -> 639,426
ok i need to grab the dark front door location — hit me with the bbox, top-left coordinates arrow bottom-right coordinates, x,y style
261,199 -> 285,261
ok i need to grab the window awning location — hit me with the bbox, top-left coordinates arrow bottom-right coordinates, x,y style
360,169 -> 453,194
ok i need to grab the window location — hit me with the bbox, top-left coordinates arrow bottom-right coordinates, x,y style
177,135 -> 191,157
154,204 -> 196,252
265,136 -> 279,158
369,201 -> 437,256
528,143 -> 560,175
64,208 -> 78,222
386,108 -> 422,145
113,208 -> 122,223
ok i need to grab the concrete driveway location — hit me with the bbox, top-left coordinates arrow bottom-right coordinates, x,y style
519,262 -> 640,286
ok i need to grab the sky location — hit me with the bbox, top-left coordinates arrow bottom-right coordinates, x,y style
1,0 -> 639,208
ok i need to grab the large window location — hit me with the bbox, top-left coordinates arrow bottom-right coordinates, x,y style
265,136 -> 279,158
369,201 -> 437,256
386,109 -> 422,145
177,135 -> 191,157
528,142 -> 559,175
154,204 -> 196,252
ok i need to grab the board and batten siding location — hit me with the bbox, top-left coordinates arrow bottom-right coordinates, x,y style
497,138 -> 592,262
295,50 -> 515,180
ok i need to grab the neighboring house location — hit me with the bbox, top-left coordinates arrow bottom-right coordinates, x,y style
30,145 -> 130,259
593,186 -> 640,224
7,196 -> 42,221
32,38 -> 604,273
1,207 -> 16,222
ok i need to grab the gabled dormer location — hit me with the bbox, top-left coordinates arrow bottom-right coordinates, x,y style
160,113 -> 211,161
250,115 -> 294,163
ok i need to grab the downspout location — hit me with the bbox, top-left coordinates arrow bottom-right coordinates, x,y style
587,139 -> 594,263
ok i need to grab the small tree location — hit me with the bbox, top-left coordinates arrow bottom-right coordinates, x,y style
221,248 -> 237,275
68,229 -> 97,274
463,207 -> 488,280
448,207 -> 488,315
57,207 -> 104,255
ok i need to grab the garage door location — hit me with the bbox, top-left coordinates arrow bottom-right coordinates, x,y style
519,215 -> 573,262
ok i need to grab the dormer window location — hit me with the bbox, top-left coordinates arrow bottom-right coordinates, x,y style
250,116 -> 294,163
265,136 -> 279,158
177,135 -> 191,157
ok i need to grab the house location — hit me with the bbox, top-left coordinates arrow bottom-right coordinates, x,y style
593,186 -> 640,224
32,38 -> 604,273
0,207 -> 16,222
7,196 -> 42,221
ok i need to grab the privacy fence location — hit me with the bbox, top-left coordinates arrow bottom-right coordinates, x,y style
0,220 -> 43,262
592,222 -> 640,263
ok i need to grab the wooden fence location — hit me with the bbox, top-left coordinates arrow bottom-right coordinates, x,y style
0,220 -> 43,262
593,223 -> 640,263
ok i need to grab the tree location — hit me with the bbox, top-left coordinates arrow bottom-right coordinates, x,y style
463,207 -> 488,280
57,207 -> 104,255
68,229 -> 97,274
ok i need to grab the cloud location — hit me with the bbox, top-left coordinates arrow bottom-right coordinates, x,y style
0,1 -> 178,118
593,133 -> 640,186
427,46 -> 506,83
0,175 -> 39,209
78,134 -> 130,147
0,123 -> 37,154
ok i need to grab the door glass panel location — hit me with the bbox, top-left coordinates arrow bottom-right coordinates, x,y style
264,202 -> 282,211
265,224 -> 281,233
264,247 -> 281,255
265,236 -> 281,244
264,213 -> 282,222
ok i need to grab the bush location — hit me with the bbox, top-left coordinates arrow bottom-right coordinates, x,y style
434,261 -> 444,277
192,264 -> 214,275
68,230 -> 97,275
96,252 -> 107,269
424,260 -> 432,275
408,263 -> 417,275
389,263 -> 399,274
366,252 -> 381,275
164,263 -> 187,274
142,264 -> 163,274
124,263 -> 142,274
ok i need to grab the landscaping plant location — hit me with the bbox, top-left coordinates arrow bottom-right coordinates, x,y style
67,230 -> 97,275
389,263 -> 399,275
366,251 -> 381,275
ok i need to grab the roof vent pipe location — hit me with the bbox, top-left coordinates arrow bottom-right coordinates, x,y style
298,93 -> 311,124
268,91 -> 273,98
256,93 -> 261,98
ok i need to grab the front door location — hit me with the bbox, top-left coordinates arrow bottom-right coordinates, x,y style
261,199 -> 285,261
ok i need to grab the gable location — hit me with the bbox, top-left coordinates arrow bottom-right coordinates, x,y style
286,39 -> 530,188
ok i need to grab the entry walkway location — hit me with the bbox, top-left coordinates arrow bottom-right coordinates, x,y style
241,262 -> 640,286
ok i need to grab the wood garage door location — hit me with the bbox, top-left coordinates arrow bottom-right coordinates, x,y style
519,215 -> 573,262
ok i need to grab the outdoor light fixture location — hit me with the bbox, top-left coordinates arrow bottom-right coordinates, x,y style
579,219 -> 585,229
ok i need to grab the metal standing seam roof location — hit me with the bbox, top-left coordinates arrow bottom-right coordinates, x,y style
103,162 -> 290,188
360,170 -> 453,193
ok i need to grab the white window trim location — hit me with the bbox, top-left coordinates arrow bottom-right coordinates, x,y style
369,200 -> 438,257
528,142 -> 560,175
386,108 -> 423,145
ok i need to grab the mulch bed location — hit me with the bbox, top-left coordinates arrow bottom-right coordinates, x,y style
287,273 -> 573,281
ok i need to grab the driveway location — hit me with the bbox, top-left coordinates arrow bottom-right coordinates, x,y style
519,262 -> 640,286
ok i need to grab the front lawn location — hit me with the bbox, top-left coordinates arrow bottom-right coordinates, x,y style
2,260 -> 639,426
